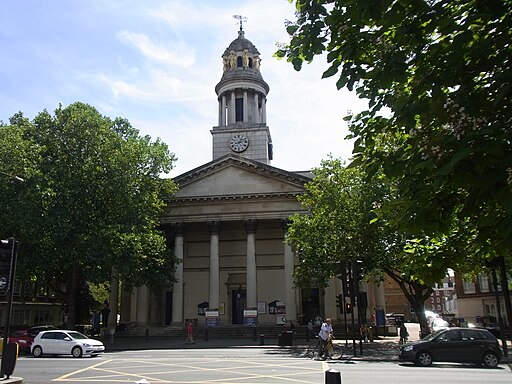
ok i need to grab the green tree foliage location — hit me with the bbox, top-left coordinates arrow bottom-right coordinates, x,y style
286,158 -> 477,333
277,0 -> 512,260
0,102 -> 178,326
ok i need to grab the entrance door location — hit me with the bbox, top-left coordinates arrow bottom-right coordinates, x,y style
164,291 -> 173,325
301,288 -> 320,324
231,289 -> 246,324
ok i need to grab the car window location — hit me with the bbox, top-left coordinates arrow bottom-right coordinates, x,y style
438,329 -> 460,342
462,329 -> 490,341
67,331 -> 88,340
41,332 -> 58,340
55,332 -> 69,340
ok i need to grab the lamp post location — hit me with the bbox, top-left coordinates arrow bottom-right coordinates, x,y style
0,238 -> 18,378
0,170 -> 24,378
0,170 -> 24,183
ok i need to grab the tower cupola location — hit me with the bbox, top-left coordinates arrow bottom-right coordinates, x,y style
211,20 -> 272,164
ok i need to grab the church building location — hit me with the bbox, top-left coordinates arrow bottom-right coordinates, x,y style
116,26 -> 391,329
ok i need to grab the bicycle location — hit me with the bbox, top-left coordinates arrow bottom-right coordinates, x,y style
305,336 -> 343,359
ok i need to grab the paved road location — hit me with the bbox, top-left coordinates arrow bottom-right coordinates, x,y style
12,346 -> 512,384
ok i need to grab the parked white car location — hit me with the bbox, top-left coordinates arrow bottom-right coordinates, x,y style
31,330 -> 104,358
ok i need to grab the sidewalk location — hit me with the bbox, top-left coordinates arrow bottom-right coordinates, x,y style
102,333 -> 512,364
103,334 -> 403,361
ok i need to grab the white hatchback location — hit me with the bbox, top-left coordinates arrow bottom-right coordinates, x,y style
31,330 -> 105,358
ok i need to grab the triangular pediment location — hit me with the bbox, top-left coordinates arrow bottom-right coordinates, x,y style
171,155 -> 311,200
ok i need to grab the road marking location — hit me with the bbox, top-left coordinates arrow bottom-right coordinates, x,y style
54,359 -> 113,381
51,356 -> 327,383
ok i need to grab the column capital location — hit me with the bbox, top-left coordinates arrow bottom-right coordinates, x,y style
172,222 -> 185,235
244,219 -> 258,234
208,220 -> 222,235
281,218 -> 292,232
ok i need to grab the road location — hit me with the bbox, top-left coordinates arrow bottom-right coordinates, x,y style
13,347 -> 512,383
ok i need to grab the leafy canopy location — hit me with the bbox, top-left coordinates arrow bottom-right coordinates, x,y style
277,0 -> 512,260
0,102 -> 178,322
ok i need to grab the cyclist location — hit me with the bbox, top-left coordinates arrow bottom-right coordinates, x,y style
317,318 -> 333,359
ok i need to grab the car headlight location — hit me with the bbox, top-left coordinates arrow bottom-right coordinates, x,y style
402,345 -> 414,352
83,343 -> 91,347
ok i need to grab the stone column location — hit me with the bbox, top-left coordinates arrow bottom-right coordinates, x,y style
245,219 -> 258,308
208,221 -> 221,309
136,285 -> 149,326
172,223 -> 185,325
282,220 -> 297,322
243,90 -> 248,122
221,95 -> 227,126
108,267 -> 119,330
230,91 -> 236,125
262,97 -> 267,124
254,94 -> 259,123
218,98 -> 222,126
375,278 -> 386,311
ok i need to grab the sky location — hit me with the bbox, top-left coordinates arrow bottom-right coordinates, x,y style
0,0 -> 369,176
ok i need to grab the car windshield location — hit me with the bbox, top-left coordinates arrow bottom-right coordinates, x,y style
422,329 -> 446,341
66,331 -> 88,340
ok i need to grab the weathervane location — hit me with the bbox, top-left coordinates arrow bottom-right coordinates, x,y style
233,14 -> 247,31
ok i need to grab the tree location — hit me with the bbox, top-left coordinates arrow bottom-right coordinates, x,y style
277,0 -> 512,260
286,158 -> 477,334
0,102 -> 178,326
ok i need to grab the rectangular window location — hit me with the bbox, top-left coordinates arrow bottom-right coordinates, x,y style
34,310 -> 51,325
463,280 -> 476,294
479,274 -> 489,292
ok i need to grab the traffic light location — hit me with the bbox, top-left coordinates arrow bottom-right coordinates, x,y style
353,260 -> 364,282
345,303 -> 352,314
0,238 -> 16,292
336,294 -> 343,311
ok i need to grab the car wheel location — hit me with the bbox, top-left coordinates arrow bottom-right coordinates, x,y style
72,346 -> 83,358
483,352 -> 499,368
32,345 -> 43,358
415,351 -> 433,366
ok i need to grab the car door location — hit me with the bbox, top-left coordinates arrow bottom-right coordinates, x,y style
52,331 -> 72,355
460,329 -> 485,363
39,331 -> 59,354
431,329 -> 464,363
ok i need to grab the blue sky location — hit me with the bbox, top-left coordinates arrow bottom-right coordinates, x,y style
0,0 -> 368,176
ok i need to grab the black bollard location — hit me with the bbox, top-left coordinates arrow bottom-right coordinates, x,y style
260,334 -> 265,345
145,328 -> 149,342
1,343 -> 18,379
253,328 -> 257,341
325,369 -> 342,384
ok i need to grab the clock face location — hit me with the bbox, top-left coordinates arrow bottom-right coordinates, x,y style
229,134 -> 249,152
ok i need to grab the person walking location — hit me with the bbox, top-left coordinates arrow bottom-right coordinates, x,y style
185,321 -> 194,344
399,322 -> 409,345
317,318 -> 333,359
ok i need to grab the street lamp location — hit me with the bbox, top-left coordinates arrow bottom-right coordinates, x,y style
0,170 -> 24,182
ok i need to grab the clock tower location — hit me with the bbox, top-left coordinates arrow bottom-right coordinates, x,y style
211,24 -> 272,164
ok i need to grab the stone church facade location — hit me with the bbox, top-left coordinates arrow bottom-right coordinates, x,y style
115,27 -> 391,329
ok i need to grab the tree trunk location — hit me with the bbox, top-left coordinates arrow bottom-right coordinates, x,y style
66,266 -> 79,329
384,269 -> 432,338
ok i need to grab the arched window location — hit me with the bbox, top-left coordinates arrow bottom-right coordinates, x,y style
248,57 -> 253,68
237,56 -> 243,67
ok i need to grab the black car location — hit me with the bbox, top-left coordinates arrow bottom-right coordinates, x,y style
399,327 -> 502,368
